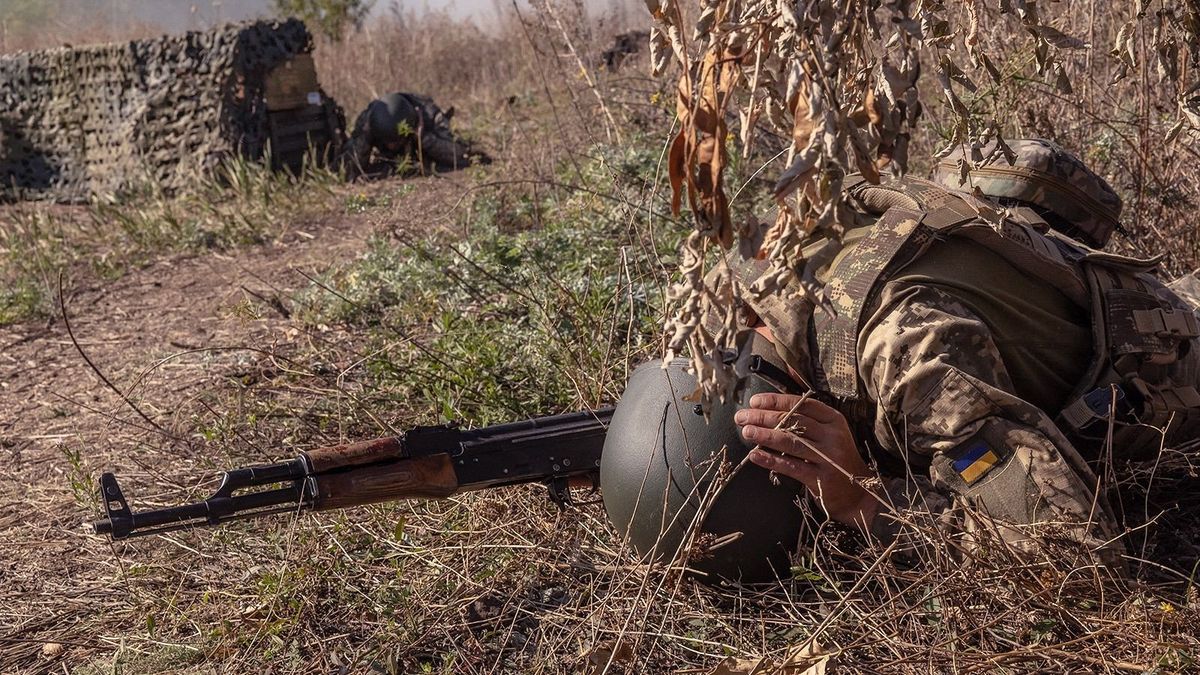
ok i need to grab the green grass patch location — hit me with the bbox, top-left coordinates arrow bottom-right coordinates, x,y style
300,139 -> 681,423
0,156 -> 342,326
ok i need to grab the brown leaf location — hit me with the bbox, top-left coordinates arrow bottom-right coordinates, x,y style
891,132 -> 910,174
1112,20 -> 1137,69
668,128 -> 687,216
582,640 -> 634,675
671,48 -> 738,248
773,148 -> 818,203
1051,62 -> 1073,94
1165,118 -> 1186,143
649,26 -> 672,76
857,153 -> 881,184
688,641 -> 830,675
792,83 -> 816,150
1181,93 -> 1200,128
965,0 -> 982,46
939,55 -> 978,93
970,47 -> 1001,83
1156,38 -> 1180,83
850,86 -> 885,127
1033,24 -> 1089,50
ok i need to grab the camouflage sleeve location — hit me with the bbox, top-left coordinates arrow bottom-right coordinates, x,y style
857,282 -> 1125,568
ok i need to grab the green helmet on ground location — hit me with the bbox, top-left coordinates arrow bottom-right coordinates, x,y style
931,138 -> 1122,248
600,357 -> 808,583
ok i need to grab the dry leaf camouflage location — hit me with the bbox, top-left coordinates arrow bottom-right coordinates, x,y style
651,0 -> 1200,405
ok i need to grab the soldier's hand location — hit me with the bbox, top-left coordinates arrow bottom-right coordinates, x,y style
734,393 -> 879,529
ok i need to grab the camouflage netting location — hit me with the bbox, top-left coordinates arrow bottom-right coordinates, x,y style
0,18 -> 339,203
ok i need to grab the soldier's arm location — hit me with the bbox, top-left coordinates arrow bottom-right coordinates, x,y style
857,282 -> 1125,568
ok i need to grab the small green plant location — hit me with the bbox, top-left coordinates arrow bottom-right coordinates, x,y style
299,139 -> 679,423
272,0 -> 372,41
62,445 -> 95,509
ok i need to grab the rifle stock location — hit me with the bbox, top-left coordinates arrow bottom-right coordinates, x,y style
91,407 -> 613,540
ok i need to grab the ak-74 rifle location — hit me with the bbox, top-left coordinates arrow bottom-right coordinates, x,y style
91,408 -> 613,540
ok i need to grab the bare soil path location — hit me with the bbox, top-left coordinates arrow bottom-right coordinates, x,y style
0,176 -> 460,672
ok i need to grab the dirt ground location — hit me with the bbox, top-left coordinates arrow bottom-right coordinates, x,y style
3,167 -> 1199,674
0,177 -> 460,671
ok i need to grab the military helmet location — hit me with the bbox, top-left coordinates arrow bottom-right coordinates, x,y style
931,138 -> 1122,248
366,93 -> 421,150
600,357 -> 808,583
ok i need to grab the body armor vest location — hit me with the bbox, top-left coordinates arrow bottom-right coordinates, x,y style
746,176 -> 1200,459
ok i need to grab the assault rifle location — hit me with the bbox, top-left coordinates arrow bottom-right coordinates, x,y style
91,408 -> 613,540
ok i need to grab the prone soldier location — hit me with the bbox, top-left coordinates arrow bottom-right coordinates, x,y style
339,92 -> 489,179
602,139 -> 1200,578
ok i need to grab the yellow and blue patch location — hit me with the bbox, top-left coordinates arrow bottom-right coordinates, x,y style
952,440 -> 1002,486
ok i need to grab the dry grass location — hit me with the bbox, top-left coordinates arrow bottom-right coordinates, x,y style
1,3 -> 1200,675
313,2 -> 658,182
902,1 -> 1200,277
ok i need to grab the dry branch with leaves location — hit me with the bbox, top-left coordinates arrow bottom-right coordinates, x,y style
654,0 -> 1200,403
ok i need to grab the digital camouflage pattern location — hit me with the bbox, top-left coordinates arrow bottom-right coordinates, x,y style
0,20 -> 341,203
858,281 -> 1123,566
931,139 -> 1123,248
733,169 -> 1200,567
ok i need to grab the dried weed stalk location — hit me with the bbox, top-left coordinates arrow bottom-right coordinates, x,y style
654,0 -> 1200,404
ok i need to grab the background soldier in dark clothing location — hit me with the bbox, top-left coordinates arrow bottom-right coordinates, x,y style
340,92 -> 489,179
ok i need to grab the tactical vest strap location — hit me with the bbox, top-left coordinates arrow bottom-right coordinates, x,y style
1107,291 -> 1180,357
922,198 -> 981,231
1145,383 -> 1200,415
1132,306 -> 1200,340
816,206 -> 931,399
847,176 -> 957,217
1099,284 -> 1194,359
1056,255 -> 1200,458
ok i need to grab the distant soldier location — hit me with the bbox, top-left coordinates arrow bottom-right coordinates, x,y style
600,30 -> 649,71
340,92 -> 489,180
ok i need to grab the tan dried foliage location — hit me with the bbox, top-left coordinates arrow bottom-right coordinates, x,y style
693,642 -> 829,675
669,47 -> 739,250
652,0 -> 1200,403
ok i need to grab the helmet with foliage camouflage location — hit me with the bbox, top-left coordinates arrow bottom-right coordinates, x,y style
600,355 -> 807,583
931,138 -> 1122,248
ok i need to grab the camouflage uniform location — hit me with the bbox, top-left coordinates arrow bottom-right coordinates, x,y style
857,255 -> 1123,565
737,140 -> 1200,568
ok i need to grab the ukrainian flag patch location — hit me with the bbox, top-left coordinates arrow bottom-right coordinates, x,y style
952,440 -> 1002,486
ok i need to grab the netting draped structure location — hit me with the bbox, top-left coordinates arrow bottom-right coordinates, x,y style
0,19 -> 343,203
